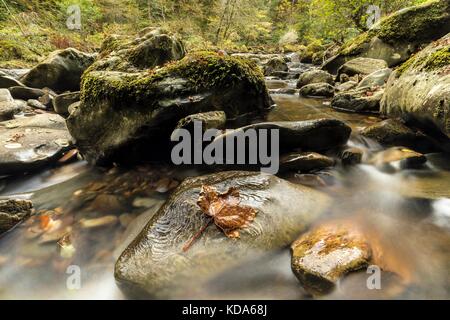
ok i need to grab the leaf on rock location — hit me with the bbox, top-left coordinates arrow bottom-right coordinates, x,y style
183,185 -> 257,252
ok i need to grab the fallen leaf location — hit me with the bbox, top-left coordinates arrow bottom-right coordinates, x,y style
183,185 -> 257,252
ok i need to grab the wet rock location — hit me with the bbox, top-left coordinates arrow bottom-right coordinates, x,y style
369,147 -> 427,170
115,171 -> 330,298
264,57 -> 288,76
211,119 -> 352,153
381,33 -> 450,136
336,81 -> 358,92
331,89 -> 383,114
0,114 -> 73,175
291,224 -> 371,295
67,52 -> 271,164
299,83 -> 335,98
0,89 -> 23,121
88,28 -> 185,73
20,48 -> 96,92
0,75 -> 24,88
280,152 -> 335,172
290,173 -> 328,188
52,91 -> 80,116
337,58 -> 388,79
0,199 -> 33,235
297,70 -> 334,89
8,86 -> 46,100
338,147 -> 364,166
27,99 -> 47,110
174,111 -> 226,133
360,119 -> 439,153
357,68 -> 392,89
323,0 -> 450,73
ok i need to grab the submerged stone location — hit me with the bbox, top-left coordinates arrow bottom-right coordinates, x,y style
291,224 -> 371,295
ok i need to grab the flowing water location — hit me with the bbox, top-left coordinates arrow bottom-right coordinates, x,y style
0,70 -> 449,300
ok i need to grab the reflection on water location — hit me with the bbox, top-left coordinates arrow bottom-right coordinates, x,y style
0,89 -> 449,300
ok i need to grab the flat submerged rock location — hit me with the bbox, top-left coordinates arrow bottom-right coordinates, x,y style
115,171 -> 330,298
0,113 -> 73,175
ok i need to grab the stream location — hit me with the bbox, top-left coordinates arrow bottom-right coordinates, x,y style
0,65 -> 449,300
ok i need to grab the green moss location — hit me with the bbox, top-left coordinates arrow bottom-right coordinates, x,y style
377,0 -> 449,44
423,47 -> 450,71
81,52 -> 266,109
338,0 -> 450,57
339,32 -> 371,56
397,46 -> 450,75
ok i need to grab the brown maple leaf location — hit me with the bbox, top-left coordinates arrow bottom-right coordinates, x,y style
182,185 -> 257,252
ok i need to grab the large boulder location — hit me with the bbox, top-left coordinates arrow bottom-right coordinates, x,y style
323,0 -> 450,74
210,119 -> 352,153
297,70 -> 334,88
87,28 -> 185,73
115,171 -> 330,298
381,33 -> 450,137
0,114 -> 73,175
67,52 -> 272,164
20,48 -> 96,92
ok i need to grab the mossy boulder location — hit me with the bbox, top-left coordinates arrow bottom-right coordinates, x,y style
115,171 -> 330,298
263,56 -> 288,76
381,33 -> 450,137
87,28 -> 185,73
323,0 -> 450,74
67,52 -> 272,164
20,48 -> 96,92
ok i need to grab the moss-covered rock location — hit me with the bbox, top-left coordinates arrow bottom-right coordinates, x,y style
87,28 -> 185,73
67,52 -> 272,164
323,0 -> 450,73
381,33 -> 450,137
